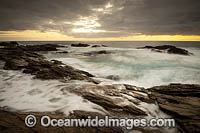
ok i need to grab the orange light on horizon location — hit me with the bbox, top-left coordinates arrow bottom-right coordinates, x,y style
0,30 -> 200,41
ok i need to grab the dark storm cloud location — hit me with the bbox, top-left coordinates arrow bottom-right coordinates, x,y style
0,0 -> 107,31
0,0 -> 200,37
99,0 -> 200,36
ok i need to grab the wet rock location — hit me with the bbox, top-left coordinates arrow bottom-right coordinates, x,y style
21,44 -> 62,51
148,84 -> 200,133
0,41 -> 19,47
91,45 -> 108,48
27,62 -> 96,82
4,59 -> 29,70
91,45 -> 101,48
71,43 -> 90,47
0,46 -> 97,83
82,93 -> 146,117
124,84 -> 147,93
106,75 -> 120,81
76,69 -> 95,77
0,42 -> 62,51
62,83 -> 151,117
51,60 -> 65,65
84,50 -> 112,56
139,45 -> 193,55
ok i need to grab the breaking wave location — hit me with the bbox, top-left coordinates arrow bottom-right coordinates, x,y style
50,46 -> 200,88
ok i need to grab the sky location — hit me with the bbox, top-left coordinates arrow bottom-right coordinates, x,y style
0,0 -> 200,41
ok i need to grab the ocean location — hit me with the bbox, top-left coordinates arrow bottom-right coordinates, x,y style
0,41 -> 199,132
18,41 -> 200,88
18,41 -> 200,48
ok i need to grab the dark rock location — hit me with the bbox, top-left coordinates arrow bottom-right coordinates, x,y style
82,92 -> 147,117
148,84 -> 200,133
91,45 -> 108,48
0,46 -> 97,83
155,45 -> 175,49
0,41 -> 19,47
71,43 -> 90,47
0,42 -> 62,51
51,60 -> 64,65
21,44 -> 61,51
124,84 -> 147,93
142,46 -> 154,49
84,50 -> 112,56
62,83 -> 152,117
10,41 -> 20,46
139,45 -> 193,55
167,47 -> 191,55
76,70 -> 95,77
106,75 -> 120,81
91,45 -> 101,48
123,84 -> 155,104
4,59 -> 29,70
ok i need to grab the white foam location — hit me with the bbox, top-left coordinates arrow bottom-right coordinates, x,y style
47,47 -> 200,88
0,70 -> 105,115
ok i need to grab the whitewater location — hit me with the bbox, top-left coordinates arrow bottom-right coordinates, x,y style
45,44 -> 200,88
0,42 -> 199,133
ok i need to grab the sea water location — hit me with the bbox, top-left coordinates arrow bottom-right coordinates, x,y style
0,41 -> 199,132
41,41 -> 200,88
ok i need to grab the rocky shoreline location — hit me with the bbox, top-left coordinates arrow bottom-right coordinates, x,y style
0,42 -> 199,133
138,45 -> 193,55
148,84 -> 200,132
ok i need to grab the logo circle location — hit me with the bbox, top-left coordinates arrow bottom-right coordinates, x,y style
25,115 -> 37,127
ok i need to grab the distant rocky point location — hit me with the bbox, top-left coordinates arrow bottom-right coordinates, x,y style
0,41 -> 19,47
83,50 -> 112,56
71,43 -> 90,47
138,45 -> 193,55
0,41 -> 62,51
91,45 -> 108,48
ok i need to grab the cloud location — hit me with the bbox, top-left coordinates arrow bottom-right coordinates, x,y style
0,0 -> 200,38
0,0 -> 107,30
98,0 -> 200,36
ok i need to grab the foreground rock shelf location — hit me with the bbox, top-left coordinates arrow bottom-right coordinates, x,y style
148,84 -> 200,132
0,42 -> 199,132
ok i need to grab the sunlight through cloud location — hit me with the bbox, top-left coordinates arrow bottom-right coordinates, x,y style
72,16 -> 104,33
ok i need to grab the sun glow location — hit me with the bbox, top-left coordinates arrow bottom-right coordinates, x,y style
72,2 -> 115,33
72,28 -> 105,33
0,30 -> 74,41
73,16 -> 101,28
105,2 -> 113,9
72,16 -> 105,33
1,30 -> 200,41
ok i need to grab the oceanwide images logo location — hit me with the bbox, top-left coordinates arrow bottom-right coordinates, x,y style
25,115 -> 176,129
